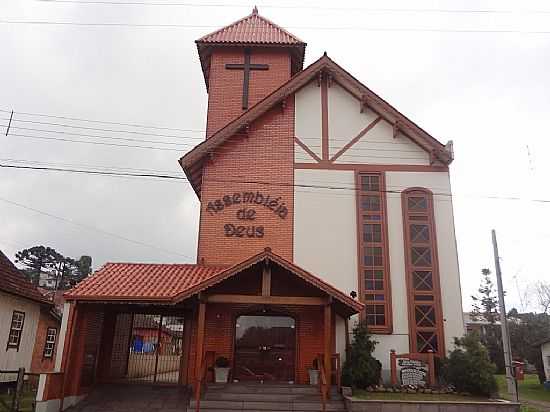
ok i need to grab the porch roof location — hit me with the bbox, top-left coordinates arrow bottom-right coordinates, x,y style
64,248 -> 363,315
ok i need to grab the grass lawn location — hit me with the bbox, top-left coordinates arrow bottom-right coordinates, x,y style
496,374 -> 550,403
353,390 -> 492,402
0,391 -> 36,412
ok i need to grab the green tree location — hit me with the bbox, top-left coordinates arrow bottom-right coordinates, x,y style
15,246 -> 93,290
471,268 -> 504,372
15,246 -> 59,286
442,332 -> 498,396
341,322 -> 381,388
508,309 -> 550,384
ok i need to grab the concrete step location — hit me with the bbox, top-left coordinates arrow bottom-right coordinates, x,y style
204,392 -> 343,402
205,383 -> 337,396
188,399 -> 346,411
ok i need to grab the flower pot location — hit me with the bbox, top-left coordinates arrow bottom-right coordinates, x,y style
214,367 -> 230,383
308,368 -> 319,385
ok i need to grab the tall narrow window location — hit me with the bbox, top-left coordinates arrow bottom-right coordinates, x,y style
357,172 -> 392,334
402,188 -> 445,357
43,327 -> 57,358
7,311 -> 25,350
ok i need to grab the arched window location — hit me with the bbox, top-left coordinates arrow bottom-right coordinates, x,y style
402,188 -> 445,356
356,172 -> 392,334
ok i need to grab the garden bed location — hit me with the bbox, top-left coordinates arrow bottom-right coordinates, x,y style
344,388 -> 520,412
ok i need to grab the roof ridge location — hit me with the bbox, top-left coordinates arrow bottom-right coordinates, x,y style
196,8 -> 304,45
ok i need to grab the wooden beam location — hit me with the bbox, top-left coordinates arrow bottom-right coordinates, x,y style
194,301 -> 206,385
329,116 -> 382,163
262,263 -> 271,297
324,303 -> 332,394
206,294 -> 326,306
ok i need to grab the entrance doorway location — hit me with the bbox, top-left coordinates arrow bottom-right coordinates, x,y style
110,313 -> 185,384
234,314 -> 296,383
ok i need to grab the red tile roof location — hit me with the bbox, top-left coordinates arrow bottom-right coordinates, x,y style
197,7 -> 304,46
64,249 -> 364,316
0,250 -> 52,305
195,8 -> 306,89
64,263 -> 227,302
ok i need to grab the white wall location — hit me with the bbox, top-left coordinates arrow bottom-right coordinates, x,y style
542,342 -> 550,381
295,81 -> 322,161
0,291 -> 41,378
55,302 -> 72,371
328,83 -> 429,165
385,171 -> 465,353
293,169 -> 465,375
294,169 -> 357,296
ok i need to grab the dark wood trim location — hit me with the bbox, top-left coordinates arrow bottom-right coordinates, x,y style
295,163 -> 448,172
323,304 -> 332,389
294,136 -> 322,163
355,172 -> 393,334
194,302 -> 206,384
6,310 -> 25,351
206,294 -> 326,306
42,327 -> 58,359
262,263 -> 272,297
182,308 -> 195,385
401,188 -> 446,357
329,116 -> 382,163
321,74 -> 329,161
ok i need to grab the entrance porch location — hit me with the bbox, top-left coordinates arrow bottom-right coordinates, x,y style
36,249 -> 363,411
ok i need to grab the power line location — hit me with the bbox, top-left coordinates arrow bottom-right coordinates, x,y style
5,125 -> 198,147
0,117 -> 204,140
33,0 -> 550,15
0,195 -> 194,260
7,132 -> 188,151
2,162 -> 550,204
2,20 -> 550,34
0,108 -> 205,133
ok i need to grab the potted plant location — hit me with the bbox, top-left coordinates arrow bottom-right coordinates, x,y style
308,359 -> 320,385
214,356 -> 231,383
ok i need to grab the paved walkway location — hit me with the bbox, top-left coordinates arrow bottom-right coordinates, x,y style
522,399 -> 550,412
66,383 -> 189,412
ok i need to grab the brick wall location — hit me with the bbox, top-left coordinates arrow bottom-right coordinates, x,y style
206,47 -> 292,137
30,309 -> 60,373
198,101 -> 295,265
186,303 -> 326,385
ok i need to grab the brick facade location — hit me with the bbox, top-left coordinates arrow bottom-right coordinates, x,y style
185,303 -> 329,385
30,309 -> 60,373
198,101 -> 295,265
205,48 -> 292,137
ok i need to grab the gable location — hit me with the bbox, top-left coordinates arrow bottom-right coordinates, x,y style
295,81 -> 430,165
180,54 -> 452,197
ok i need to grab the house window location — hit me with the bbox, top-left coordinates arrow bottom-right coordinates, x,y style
43,327 -> 57,358
7,311 -> 25,350
402,188 -> 445,357
357,172 -> 392,334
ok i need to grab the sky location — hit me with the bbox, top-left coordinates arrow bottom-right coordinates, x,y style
1,0 -> 549,312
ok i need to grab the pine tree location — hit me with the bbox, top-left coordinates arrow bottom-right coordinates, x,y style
341,322 -> 382,388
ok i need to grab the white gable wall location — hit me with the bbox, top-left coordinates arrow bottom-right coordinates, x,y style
295,81 -> 322,162
328,83 -> 429,165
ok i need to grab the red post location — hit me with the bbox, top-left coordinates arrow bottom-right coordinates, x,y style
390,350 -> 397,385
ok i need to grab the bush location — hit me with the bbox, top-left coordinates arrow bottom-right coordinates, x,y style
215,356 -> 230,368
442,332 -> 497,396
341,322 -> 382,388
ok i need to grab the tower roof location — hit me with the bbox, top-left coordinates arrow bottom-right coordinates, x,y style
197,7 -> 304,46
196,8 -> 306,88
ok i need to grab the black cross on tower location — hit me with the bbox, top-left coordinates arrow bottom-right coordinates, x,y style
225,49 -> 269,110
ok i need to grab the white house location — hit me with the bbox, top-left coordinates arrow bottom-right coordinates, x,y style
0,250 -> 60,381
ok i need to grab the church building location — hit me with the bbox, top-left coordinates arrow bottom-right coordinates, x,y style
36,8 -> 464,411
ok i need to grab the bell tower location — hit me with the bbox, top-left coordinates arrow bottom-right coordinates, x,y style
196,7 -> 306,137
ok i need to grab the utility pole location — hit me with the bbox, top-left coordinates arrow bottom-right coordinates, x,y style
492,229 -> 518,401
